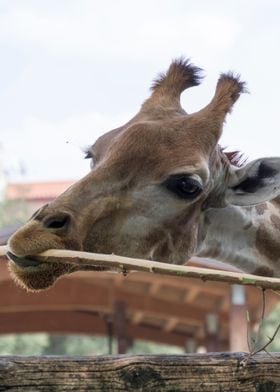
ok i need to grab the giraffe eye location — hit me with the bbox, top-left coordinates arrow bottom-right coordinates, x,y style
163,175 -> 203,199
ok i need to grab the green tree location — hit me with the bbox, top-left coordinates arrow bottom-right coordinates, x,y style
0,334 -> 49,355
261,303 -> 280,351
0,199 -> 30,229
0,333 -> 183,355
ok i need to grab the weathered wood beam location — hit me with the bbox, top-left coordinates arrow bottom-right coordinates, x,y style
0,353 -> 279,391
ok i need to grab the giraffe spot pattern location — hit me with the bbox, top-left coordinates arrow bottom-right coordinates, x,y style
256,223 -> 280,261
270,214 -> 280,231
243,222 -> 252,230
255,204 -> 268,215
252,265 -> 274,277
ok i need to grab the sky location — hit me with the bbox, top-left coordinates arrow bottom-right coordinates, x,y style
1,0 -> 280,183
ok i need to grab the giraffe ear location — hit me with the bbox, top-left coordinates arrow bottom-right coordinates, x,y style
226,158 -> 280,206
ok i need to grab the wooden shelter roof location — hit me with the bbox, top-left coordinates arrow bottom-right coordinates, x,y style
5,180 -> 74,201
0,259 -> 278,349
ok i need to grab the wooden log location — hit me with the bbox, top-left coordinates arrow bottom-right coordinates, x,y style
0,353 -> 279,391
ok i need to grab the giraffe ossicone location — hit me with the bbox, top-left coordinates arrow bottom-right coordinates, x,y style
7,57 -> 280,291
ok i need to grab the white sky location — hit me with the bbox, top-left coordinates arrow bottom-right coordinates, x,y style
1,0 -> 280,182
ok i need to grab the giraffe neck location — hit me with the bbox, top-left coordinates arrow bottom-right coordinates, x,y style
197,198 -> 280,277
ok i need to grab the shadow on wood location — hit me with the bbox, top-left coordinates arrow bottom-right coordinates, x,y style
0,353 -> 279,391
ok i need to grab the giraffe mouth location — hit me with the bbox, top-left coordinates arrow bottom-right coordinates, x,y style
7,251 -> 108,273
7,251 -> 44,269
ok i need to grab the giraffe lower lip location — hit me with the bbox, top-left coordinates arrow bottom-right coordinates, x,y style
7,252 -> 43,268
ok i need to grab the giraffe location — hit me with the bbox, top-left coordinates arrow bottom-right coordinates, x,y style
7,58 -> 280,291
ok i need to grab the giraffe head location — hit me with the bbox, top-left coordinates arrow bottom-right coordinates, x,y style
8,58 -> 280,290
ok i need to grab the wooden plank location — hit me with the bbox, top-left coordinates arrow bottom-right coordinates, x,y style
0,353 -> 279,391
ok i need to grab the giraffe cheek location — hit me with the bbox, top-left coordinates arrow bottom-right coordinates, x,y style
256,224 -> 280,263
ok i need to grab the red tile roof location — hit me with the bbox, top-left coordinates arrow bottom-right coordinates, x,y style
5,180 -> 75,201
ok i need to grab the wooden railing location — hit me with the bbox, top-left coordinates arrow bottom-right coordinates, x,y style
0,353 -> 279,391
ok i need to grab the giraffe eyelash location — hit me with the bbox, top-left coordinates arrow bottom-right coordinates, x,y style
84,150 -> 93,159
84,149 -> 97,169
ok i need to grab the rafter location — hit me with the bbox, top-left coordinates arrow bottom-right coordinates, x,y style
0,279 -> 229,328
0,310 -> 194,347
164,318 -> 178,332
131,312 -> 144,325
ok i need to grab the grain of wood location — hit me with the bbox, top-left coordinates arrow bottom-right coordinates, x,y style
0,353 -> 279,391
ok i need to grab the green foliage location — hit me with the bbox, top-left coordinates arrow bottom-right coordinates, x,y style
0,199 -> 30,229
42,335 -> 116,355
0,334 -> 183,355
261,302 -> 280,351
0,334 -> 49,355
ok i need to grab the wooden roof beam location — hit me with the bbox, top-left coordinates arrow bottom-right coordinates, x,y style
0,310 -> 194,348
164,318 -> 178,332
0,280 -> 229,327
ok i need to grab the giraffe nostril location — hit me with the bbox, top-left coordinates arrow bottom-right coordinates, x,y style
43,213 -> 71,231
